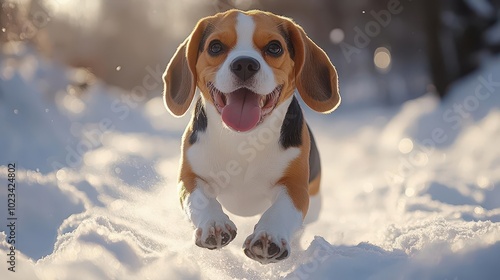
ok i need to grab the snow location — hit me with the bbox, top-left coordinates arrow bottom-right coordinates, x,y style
1,44 -> 500,279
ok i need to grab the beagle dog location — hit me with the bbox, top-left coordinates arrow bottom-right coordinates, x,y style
163,9 -> 340,264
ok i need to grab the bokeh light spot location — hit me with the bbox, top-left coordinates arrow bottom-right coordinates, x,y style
329,28 -> 345,44
398,138 -> 414,154
374,47 -> 392,72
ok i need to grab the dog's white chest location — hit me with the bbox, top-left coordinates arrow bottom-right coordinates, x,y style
187,99 -> 299,216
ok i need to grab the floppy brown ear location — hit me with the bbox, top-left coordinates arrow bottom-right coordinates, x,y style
163,20 -> 206,117
288,22 -> 341,113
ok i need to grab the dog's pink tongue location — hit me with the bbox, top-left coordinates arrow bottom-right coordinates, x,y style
222,88 -> 261,132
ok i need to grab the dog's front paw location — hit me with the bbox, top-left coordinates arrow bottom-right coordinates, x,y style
194,219 -> 237,250
243,231 -> 290,264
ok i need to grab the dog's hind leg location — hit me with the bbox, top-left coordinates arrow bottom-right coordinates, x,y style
305,126 -> 322,224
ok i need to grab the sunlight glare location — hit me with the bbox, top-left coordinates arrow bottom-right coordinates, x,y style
56,169 -> 68,182
405,187 -> 415,197
474,207 -> 485,215
415,152 -> 429,166
84,149 -> 117,168
62,93 -> 85,114
374,47 -> 391,72
363,182 -> 374,193
329,28 -> 345,44
476,176 -> 491,189
398,138 -> 413,154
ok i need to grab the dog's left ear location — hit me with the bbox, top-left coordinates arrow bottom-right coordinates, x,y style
163,20 -> 206,117
287,21 -> 341,113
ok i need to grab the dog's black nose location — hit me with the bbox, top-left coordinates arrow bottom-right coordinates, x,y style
230,56 -> 260,81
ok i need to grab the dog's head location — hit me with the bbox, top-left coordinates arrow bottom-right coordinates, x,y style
163,9 -> 340,132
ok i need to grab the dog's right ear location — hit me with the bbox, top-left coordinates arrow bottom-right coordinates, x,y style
163,20 -> 207,117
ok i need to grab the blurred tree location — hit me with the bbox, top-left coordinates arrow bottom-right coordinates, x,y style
0,0 -> 28,42
4,0 -> 498,106
426,0 -> 500,98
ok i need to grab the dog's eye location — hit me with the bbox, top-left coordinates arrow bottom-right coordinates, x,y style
208,40 -> 224,56
265,41 -> 283,57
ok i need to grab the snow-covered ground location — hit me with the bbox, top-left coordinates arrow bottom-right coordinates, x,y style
1,43 -> 500,279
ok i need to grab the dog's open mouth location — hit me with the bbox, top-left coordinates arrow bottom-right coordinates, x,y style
208,83 -> 282,132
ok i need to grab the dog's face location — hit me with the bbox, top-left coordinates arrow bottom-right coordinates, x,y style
163,9 -> 340,132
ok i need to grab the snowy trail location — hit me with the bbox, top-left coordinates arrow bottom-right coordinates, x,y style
1,48 -> 500,279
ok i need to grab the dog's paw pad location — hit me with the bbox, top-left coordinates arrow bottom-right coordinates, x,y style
221,226 -> 236,246
195,221 -> 237,250
243,231 -> 290,264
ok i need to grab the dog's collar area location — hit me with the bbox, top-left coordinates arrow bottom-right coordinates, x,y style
207,83 -> 282,132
